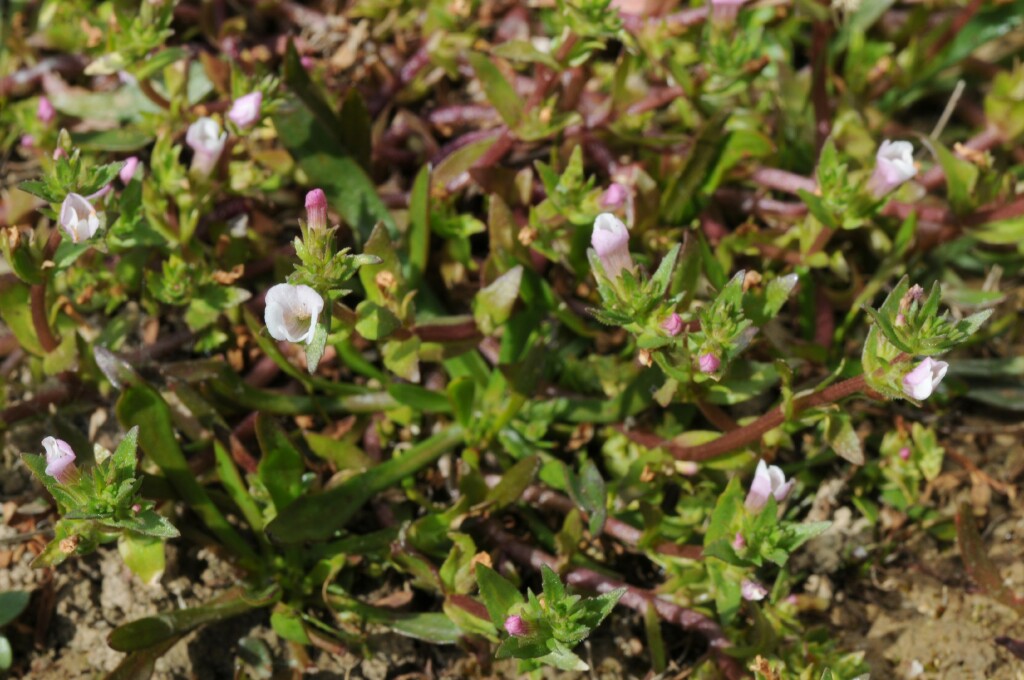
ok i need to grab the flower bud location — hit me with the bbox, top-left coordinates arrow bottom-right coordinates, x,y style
37,96 -> 55,124
591,213 -> 633,279
744,460 -> 794,512
227,91 -> 263,129
600,183 -> 628,210
305,188 -> 328,232
901,357 -> 948,401
698,352 -> 720,374
661,313 -> 683,337
504,615 -> 528,637
185,116 -> 227,177
741,579 -> 768,601
59,193 -> 101,243
732,532 -> 746,551
264,283 -> 325,345
898,447 -> 911,461
867,140 -> 916,198
42,436 -> 78,485
119,156 -> 140,184
20,135 -> 35,149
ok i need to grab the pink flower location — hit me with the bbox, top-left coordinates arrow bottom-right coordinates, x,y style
732,532 -> 746,551
37,97 -> 55,124
741,579 -> 768,601
591,213 -> 633,279
661,313 -> 683,337
600,183 -> 628,210
901,357 -> 948,401
305,188 -> 328,232
504,615 -> 528,637
42,437 -> 78,484
698,353 -> 720,374
228,91 -> 263,129
119,156 -> 140,184
744,460 -> 794,512
898,447 -> 911,461
20,135 -> 35,149
867,140 -> 916,198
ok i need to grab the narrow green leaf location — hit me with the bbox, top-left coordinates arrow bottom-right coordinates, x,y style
255,415 -> 306,514
467,53 -> 523,128
475,564 -> 524,627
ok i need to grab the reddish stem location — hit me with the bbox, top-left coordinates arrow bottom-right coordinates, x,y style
31,230 -> 63,353
624,374 -> 868,462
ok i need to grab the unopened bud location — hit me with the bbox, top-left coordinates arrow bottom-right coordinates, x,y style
305,188 -> 328,232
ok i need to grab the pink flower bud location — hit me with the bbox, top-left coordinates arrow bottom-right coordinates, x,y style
305,188 -> 328,232
741,579 -> 768,601
20,135 -> 35,149
591,213 -> 633,279
901,357 -> 948,401
37,97 -> 55,124
661,313 -> 683,337
227,91 -> 263,129
732,532 -> 746,551
119,156 -> 140,184
745,460 -> 794,512
867,140 -> 916,198
131,503 -> 142,514
698,353 -> 720,374
52,147 -> 66,160
600,183 -> 628,210
42,436 -> 78,485
898,447 -> 911,461
301,56 -> 316,70
504,615 -> 528,637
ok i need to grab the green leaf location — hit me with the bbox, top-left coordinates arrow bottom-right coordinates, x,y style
467,53 -> 523,128
304,322 -> 329,375
383,336 -> 421,382
473,266 -> 523,335
387,383 -> 452,413
705,477 -> 743,547
275,42 -> 396,245
255,415 -> 306,514
540,564 -> 566,603
266,426 -> 464,544
118,532 -> 165,585
270,608 -> 311,644
108,589 -> 275,652
823,412 -> 864,465
484,456 -> 539,510
0,591 -> 30,628
111,426 -> 140,485
647,244 -> 680,299
447,377 -> 476,428
407,164 -> 431,283
354,300 -> 401,341
475,564 -> 524,627
0,282 -> 44,357
932,141 -> 979,215
566,460 -> 607,536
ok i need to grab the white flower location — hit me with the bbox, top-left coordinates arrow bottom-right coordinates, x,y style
185,117 -> 227,177
744,460 -> 794,511
591,213 -> 633,279
901,357 -> 949,401
227,92 -> 263,129
867,140 -> 916,198
264,283 -> 324,345
58,193 -> 101,243
42,436 -> 78,484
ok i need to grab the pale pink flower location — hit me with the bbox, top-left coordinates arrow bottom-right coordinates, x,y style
59,193 -> 101,243
42,437 -> 78,484
741,579 -> 768,601
744,460 -> 794,512
591,213 -> 633,279
119,156 -> 140,184
264,283 -> 324,345
37,97 -> 55,124
228,92 -> 263,129
901,357 -> 948,401
698,353 -> 721,374
185,117 -> 227,177
867,140 -> 916,198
